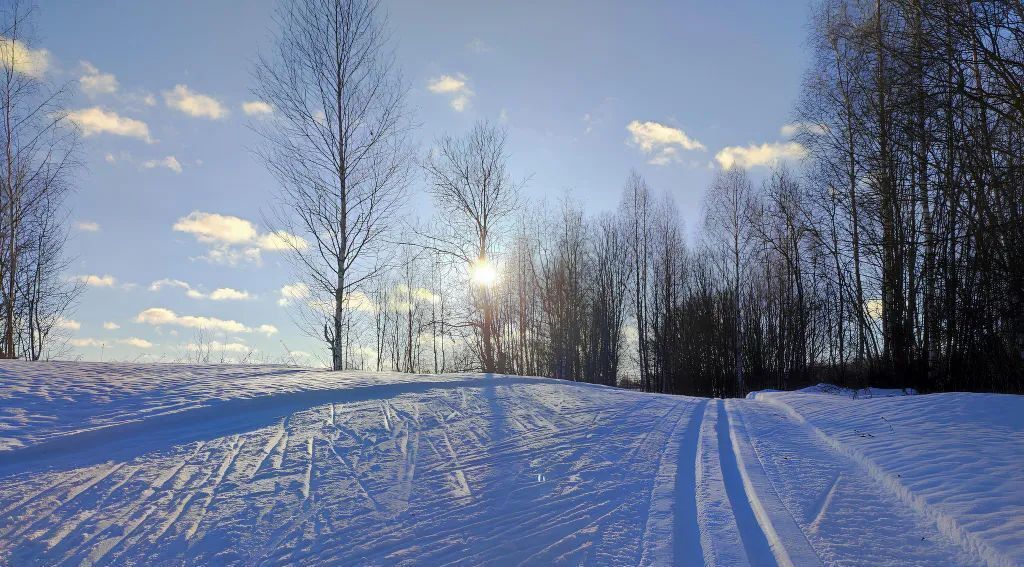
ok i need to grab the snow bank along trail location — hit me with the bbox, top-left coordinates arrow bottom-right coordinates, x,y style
0,362 -> 1018,566
752,389 -> 1024,567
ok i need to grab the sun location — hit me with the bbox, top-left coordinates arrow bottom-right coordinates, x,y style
470,257 -> 498,288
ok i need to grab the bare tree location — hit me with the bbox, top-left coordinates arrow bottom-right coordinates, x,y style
704,167 -> 756,394
20,194 -> 82,360
253,0 -> 412,370
422,121 -> 522,373
587,212 -> 630,386
620,171 -> 653,390
0,0 -> 79,360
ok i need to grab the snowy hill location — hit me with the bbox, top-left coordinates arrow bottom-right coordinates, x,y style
0,362 -> 1021,566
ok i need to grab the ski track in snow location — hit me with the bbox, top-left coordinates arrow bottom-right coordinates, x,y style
0,362 -> 1019,566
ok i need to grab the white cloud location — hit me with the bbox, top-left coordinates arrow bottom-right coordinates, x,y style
390,285 -> 439,312
142,155 -> 182,173
103,321 -> 120,330
75,274 -> 116,287
149,278 -> 191,292
714,141 -> 807,169
256,324 -> 278,336
56,318 -> 80,331
163,84 -> 228,119
0,37 -> 50,77
209,288 -> 251,301
75,221 -> 100,232
67,107 -> 153,142
256,230 -> 307,251
780,122 -> 829,138
242,100 -> 273,116
647,147 -> 680,166
79,61 -> 118,96
627,120 -> 705,165
427,74 -> 468,94
202,246 -> 264,266
150,279 -> 251,301
451,95 -> 470,112
173,212 -> 257,244
308,291 -> 378,315
172,212 -> 306,266
346,291 -> 378,313
387,284 -> 440,311
278,283 -> 378,315
184,340 -> 251,353
71,336 -> 155,349
136,307 -> 254,335
278,282 -> 310,306
427,73 -> 473,112
149,278 -> 205,299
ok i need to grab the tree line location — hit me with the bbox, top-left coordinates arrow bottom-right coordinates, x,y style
260,0 -> 1024,396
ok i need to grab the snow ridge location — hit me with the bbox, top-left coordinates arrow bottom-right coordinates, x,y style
756,393 -> 1014,567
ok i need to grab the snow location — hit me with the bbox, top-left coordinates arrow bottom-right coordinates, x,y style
751,389 -> 1024,567
0,362 -> 1020,566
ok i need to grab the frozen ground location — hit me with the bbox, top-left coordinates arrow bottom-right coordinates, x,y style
0,362 -> 1020,566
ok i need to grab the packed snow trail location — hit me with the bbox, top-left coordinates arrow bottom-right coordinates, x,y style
0,363 -> 1018,565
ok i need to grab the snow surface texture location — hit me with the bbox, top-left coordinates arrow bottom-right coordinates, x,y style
0,362 -> 1019,566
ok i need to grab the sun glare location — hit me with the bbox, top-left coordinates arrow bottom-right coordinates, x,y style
470,258 -> 498,288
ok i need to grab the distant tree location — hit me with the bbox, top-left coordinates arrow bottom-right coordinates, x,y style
586,212 -> 629,386
620,171 -> 654,390
422,121 -> 522,373
704,167 -> 756,395
253,0 -> 412,370
20,195 -> 82,360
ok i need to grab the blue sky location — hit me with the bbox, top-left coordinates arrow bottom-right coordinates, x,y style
34,0 -> 811,363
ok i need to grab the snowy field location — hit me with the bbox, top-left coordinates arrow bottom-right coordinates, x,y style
0,362 -> 1021,566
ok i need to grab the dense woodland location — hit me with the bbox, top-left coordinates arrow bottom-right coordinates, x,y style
3,0 -> 1022,395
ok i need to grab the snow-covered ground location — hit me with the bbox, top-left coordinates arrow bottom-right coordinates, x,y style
0,363 -> 1020,566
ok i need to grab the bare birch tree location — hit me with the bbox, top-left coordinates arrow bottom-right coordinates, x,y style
253,0 -> 412,370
